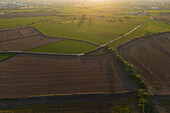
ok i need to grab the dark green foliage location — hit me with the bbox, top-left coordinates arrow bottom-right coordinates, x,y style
136,89 -> 152,113
111,49 -> 146,89
0,53 -> 14,61
111,49 -> 152,113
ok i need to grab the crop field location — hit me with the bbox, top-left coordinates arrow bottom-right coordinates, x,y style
153,95 -> 170,113
28,40 -> 97,54
0,53 -> 137,98
0,27 -> 62,51
0,3 -> 170,112
0,16 -> 60,28
32,15 -> 149,45
108,20 -> 170,48
0,53 -> 14,61
153,14 -> 170,21
119,33 -> 170,95
0,6 -> 169,54
0,11 -> 58,18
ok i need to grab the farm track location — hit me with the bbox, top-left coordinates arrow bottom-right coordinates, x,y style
85,18 -> 153,55
0,18 -> 152,56
119,32 -> 170,95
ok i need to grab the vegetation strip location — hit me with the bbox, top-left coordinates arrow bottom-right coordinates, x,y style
106,31 -> 169,113
85,18 -> 153,55
109,31 -> 170,112
111,49 -> 153,113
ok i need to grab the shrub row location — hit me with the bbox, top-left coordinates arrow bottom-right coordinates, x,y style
136,89 -> 152,113
110,49 -> 146,89
109,49 -> 152,113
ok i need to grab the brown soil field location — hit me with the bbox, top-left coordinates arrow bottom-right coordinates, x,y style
119,33 -> 170,95
0,11 -> 58,18
0,27 -> 62,51
0,53 -> 137,98
153,95 -> 170,113
0,27 -> 39,42
153,15 -> 170,22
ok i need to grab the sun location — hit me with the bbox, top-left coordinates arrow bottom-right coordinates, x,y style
88,0 -> 106,2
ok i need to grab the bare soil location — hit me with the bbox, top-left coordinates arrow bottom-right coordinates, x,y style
0,27 -> 62,51
0,11 -> 59,18
0,53 -> 137,98
153,15 -> 170,22
119,33 -> 170,95
152,95 -> 170,113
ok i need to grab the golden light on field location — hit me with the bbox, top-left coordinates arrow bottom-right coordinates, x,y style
88,0 -> 107,2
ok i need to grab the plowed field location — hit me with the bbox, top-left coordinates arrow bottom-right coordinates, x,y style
0,27 -> 62,51
119,33 -> 170,95
0,53 -> 137,98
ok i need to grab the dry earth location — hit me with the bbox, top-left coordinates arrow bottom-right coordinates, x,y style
119,33 -> 170,95
0,27 -> 62,51
0,11 -> 59,18
153,15 -> 170,22
0,53 -> 137,98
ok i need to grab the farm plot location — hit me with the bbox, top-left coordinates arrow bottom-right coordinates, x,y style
28,40 -> 98,54
0,27 -> 62,51
153,95 -> 170,113
119,33 -> 170,95
32,15 -> 144,45
0,11 -> 58,18
153,14 -> 170,22
0,53 -> 137,98
108,21 -> 170,48
0,27 -> 39,42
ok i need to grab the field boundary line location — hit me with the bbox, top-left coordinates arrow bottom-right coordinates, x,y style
0,18 -> 152,56
84,18 -> 153,55
0,51 -> 85,56
0,26 -> 29,32
32,27 -> 100,46
0,34 -> 41,43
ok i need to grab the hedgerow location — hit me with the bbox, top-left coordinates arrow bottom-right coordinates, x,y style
136,89 -> 152,113
110,49 -> 152,113
111,49 -> 146,89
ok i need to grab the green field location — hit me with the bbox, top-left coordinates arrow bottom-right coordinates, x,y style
0,5 -> 169,54
108,20 -> 170,48
0,53 -> 14,61
27,40 -> 97,54
0,3 -> 170,113
0,16 -> 60,28
32,15 -> 149,45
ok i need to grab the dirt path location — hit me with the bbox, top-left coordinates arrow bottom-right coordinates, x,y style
0,18 -> 152,56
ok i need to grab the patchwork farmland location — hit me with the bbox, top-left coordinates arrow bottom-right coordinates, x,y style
0,1 -> 170,112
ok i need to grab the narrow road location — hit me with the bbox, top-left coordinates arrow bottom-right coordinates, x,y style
0,18 -> 153,57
